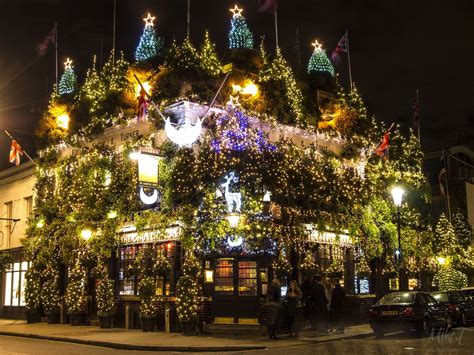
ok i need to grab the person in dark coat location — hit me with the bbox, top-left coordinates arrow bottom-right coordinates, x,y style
310,275 -> 328,334
267,279 -> 281,339
300,277 -> 312,322
286,280 -> 302,337
331,278 -> 346,333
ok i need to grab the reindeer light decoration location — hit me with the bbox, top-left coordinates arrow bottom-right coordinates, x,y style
219,171 -> 242,213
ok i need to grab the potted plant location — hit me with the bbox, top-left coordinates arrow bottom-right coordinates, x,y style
96,276 -> 116,328
65,264 -> 87,326
24,266 -> 43,323
176,275 -> 198,335
139,276 -> 157,332
41,267 -> 61,324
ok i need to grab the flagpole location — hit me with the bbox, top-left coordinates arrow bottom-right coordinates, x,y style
4,130 -> 37,166
443,150 -> 452,222
416,89 -> 420,144
345,29 -> 353,90
55,21 -> 58,94
274,2 -> 279,50
186,0 -> 191,38
112,0 -> 116,62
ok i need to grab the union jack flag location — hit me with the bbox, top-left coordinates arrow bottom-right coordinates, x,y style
137,88 -> 148,122
331,32 -> 348,65
9,140 -> 23,166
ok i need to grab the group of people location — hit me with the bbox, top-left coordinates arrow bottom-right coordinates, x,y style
266,276 -> 345,339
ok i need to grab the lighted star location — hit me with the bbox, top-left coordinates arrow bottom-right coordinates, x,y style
143,12 -> 155,27
229,5 -> 243,17
64,58 -> 73,69
311,40 -> 322,50
226,95 -> 240,108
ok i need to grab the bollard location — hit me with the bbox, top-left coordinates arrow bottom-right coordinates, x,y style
165,306 -> 170,333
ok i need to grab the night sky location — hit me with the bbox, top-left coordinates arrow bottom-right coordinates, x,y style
0,0 -> 473,169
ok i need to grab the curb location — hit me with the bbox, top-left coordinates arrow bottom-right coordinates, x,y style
0,331 -> 267,352
298,331 -> 374,344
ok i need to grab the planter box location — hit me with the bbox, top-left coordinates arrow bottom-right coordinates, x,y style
46,313 -> 60,324
26,310 -> 42,324
69,313 -> 86,326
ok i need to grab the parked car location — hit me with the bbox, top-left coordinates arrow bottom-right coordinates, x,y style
369,291 -> 452,337
461,287 -> 474,299
430,290 -> 474,326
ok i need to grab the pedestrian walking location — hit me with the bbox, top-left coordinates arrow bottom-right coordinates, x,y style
310,275 -> 329,334
286,280 -> 302,337
324,277 -> 334,331
331,278 -> 346,333
267,279 -> 281,339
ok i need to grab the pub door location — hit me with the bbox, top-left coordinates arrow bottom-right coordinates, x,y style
213,258 -> 264,323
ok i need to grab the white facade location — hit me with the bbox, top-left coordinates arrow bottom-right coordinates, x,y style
0,161 -> 35,251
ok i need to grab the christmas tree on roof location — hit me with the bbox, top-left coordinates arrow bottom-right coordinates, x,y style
135,13 -> 164,62
58,58 -> 77,95
200,31 -> 222,76
228,5 -> 253,49
307,40 -> 335,76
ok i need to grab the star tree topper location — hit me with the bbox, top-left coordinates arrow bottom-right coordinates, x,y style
64,58 -> 73,69
229,5 -> 243,17
311,40 -> 322,50
143,13 -> 156,28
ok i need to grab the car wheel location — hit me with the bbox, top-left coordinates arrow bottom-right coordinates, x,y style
418,317 -> 432,336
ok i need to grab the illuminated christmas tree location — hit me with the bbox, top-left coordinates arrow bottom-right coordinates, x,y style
307,40 -> 335,76
434,213 -> 456,256
58,58 -> 77,95
452,211 -> 472,247
228,5 -> 253,49
135,13 -> 164,62
199,31 -> 222,76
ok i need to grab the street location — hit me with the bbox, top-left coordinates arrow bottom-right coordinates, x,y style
0,328 -> 473,355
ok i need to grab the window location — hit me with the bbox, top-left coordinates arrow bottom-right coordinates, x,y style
3,260 -> 28,307
238,261 -> 257,296
24,197 -> 33,220
215,259 -> 234,295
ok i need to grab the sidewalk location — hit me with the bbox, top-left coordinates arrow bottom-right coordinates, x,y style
0,319 -> 373,352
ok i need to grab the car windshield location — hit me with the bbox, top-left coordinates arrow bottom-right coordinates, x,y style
431,292 -> 449,303
378,293 -> 414,305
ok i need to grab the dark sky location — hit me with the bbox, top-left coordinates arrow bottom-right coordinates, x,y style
0,0 -> 473,169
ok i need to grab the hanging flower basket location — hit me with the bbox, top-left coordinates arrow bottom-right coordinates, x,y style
356,258 -> 371,277
327,258 -> 344,278
153,254 -> 171,277
273,254 -> 292,279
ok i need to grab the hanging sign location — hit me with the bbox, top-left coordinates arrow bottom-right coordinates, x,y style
137,147 -> 161,187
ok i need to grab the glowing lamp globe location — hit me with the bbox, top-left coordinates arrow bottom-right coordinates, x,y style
437,257 -> 446,266
81,228 -> 93,241
391,186 -> 404,206
56,113 -> 70,130
241,82 -> 258,96
135,81 -> 151,97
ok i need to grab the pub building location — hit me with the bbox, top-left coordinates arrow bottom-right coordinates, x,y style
59,100 -> 372,331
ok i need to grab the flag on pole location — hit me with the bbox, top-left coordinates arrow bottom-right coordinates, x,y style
137,88 -> 148,122
439,154 -> 447,197
9,140 -> 24,166
37,23 -> 57,56
331,32 -> 348,65
258,0 -> 277,12
374,131 -> 390,159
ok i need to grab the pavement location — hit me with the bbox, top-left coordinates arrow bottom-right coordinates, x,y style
0,319 -> 374,352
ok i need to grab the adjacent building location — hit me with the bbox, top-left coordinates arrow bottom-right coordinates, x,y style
0,160 -> 35,318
